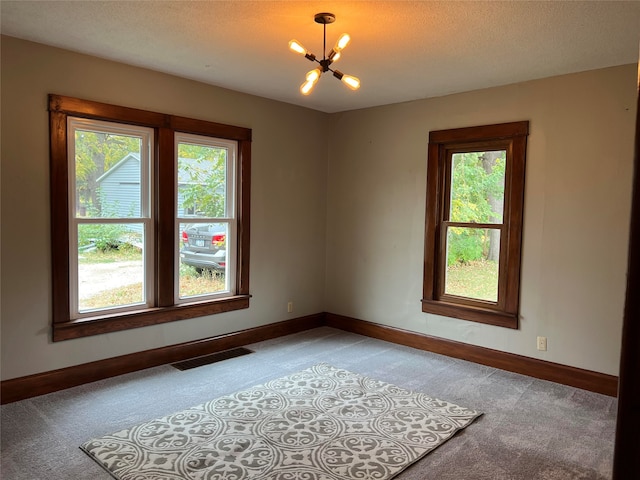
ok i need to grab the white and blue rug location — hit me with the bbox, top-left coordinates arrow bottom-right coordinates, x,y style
81,363 -> 482,479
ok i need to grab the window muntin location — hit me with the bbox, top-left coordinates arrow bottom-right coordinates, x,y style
69,118 -> 154,317
422,121 -> 528,328
49,94 -> 251,341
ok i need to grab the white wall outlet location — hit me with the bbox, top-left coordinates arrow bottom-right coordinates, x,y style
537,336 -> 547,351
287,301 -> 293,313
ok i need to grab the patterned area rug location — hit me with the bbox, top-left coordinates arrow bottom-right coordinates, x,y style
81,363 -> 482,480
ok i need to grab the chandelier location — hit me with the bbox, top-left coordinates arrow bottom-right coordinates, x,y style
289,12 -> 361,95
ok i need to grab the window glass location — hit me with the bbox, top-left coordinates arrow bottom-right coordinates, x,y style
444,226 -> 500,302
449,151 -> 505,224
177,142 -> 228,218
176,135 -> 236,302
78,223 -> 145,311
178,222 -> 229,298
69,118 -> 152,319
74,130 -> 143,218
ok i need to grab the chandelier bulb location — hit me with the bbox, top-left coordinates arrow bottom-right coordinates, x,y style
328,50 -> 341,62
334,70 -> 360,91
334,33 -> 351,52
306,68 -> 322,82
289,39 -> 307,55
300,78 -> 318,96
341,74 -> 360,90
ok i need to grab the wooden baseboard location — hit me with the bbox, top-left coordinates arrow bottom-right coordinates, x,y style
0,313 -> 325,404
1,311 -> 618,403
325,313 -> 618,397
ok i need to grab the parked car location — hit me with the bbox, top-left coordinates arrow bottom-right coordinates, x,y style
179,224 -> 226,273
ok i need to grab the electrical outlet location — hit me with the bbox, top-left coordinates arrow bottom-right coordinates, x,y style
537,336 -> 547,351
287,301 -> 293,313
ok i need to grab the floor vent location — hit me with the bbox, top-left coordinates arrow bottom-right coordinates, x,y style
171,347 -> 254,371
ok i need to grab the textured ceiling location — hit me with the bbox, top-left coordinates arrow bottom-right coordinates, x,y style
1,1 -> 639,113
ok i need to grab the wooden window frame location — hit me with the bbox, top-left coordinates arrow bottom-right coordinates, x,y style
49,94 -> 251,341
422,121 -> 528,328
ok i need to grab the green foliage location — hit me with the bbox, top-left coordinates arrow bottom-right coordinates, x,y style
447,227 -> 486,265
78,223 -> 127,252
450,152 -> 505,223
447,152 -> 505,266
178,143 -> 226,218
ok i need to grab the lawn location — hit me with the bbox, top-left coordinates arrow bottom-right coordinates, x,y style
445,260 -> 498,302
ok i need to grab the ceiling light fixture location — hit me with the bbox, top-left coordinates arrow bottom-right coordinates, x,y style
289,12 -> 361,96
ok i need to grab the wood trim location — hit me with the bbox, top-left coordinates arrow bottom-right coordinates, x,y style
52,296 -> 251,341
237,139 -> 251,296
170,115 -> 252,142
156,126 -> 175,307
325,313 -> 618,397
612,64 -> 640,478
420,299 -> 517,329
2,314 -> 325,404
422,141 -> 440,301
49,93 -> 168,127
505,134 -> 527,314
48,94 -> 252,141
49,109 -> 71,325
429,121 -> 529,144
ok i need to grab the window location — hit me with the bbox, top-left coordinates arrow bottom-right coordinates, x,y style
69,118 -> 154,316
175,133 -> 237,300
49,95 -> 251,341
422,121 -> 528,328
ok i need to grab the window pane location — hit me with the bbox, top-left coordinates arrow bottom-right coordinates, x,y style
445,226 -> 500,302
179,222 -> 228,298
450,151 -> 506,224
74,130 -> 142,218
177,143 -> 227,218
77,223 -> 145,311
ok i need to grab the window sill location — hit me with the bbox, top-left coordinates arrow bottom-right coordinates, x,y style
52,295 -> 251,341
421,298 -> 518,329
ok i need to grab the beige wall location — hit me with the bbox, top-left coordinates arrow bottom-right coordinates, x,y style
1,36 -> 637,381
325,64 -> 637,376
0,36 -> 329,380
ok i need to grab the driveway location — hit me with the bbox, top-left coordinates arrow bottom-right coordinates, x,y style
78,260 -> 144,300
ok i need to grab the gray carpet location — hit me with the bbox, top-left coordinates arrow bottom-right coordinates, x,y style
1,327 -> 617,479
